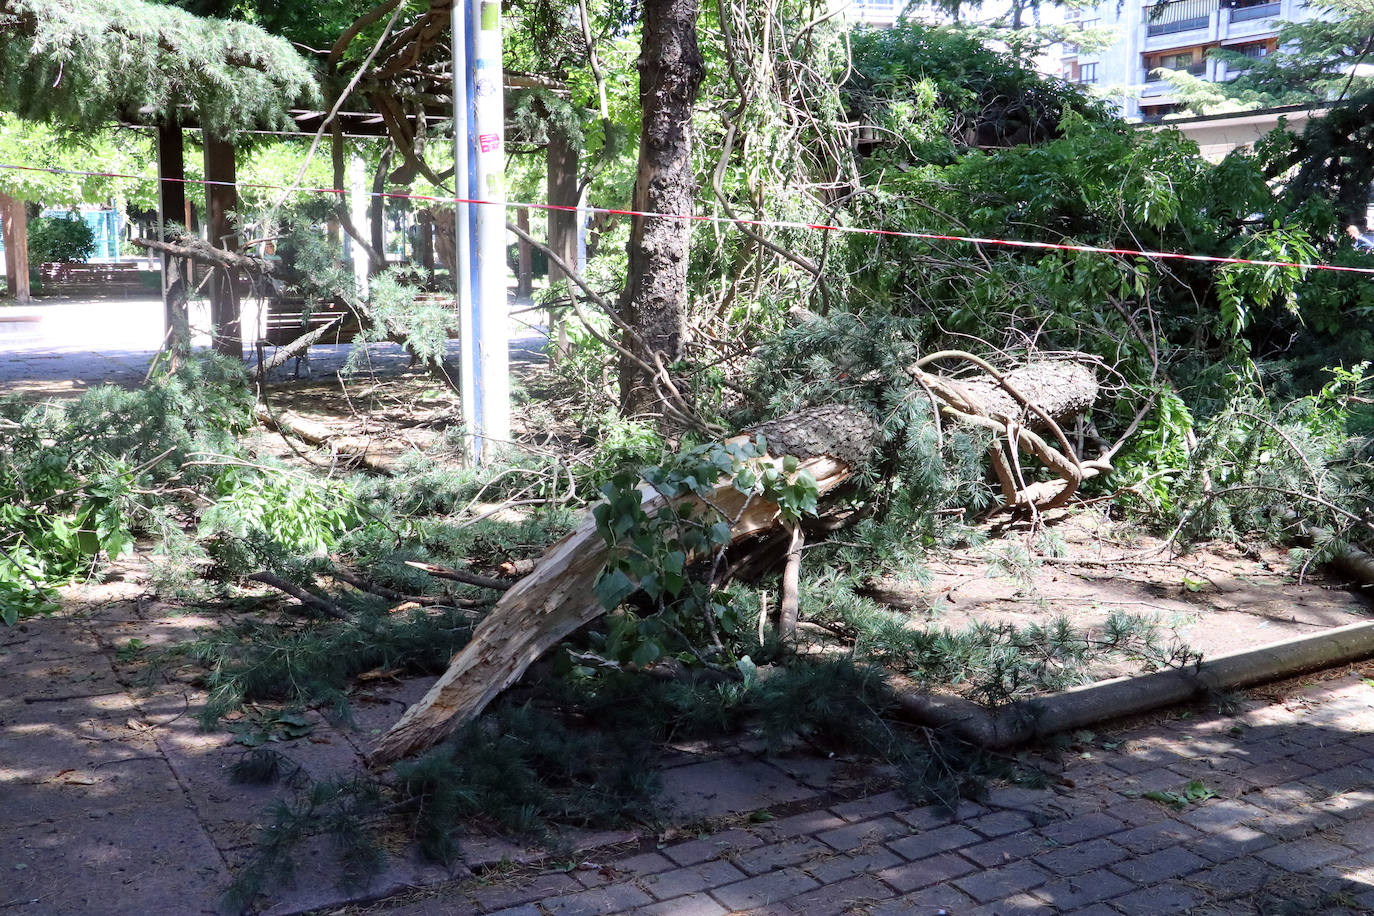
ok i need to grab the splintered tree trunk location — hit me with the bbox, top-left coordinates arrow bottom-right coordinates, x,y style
617,0 -> 705,417
369,405 -> 879,765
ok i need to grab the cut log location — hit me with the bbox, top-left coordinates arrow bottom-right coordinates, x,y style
912,354 -> 1100,511
368,405 -> 880,765
919,359 -> 1098,431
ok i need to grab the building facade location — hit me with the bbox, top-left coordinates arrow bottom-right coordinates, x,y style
1059,0 -> 1320,120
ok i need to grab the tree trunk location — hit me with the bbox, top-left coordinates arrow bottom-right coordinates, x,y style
369,404 -> 880,764
204,134 -> 242,360
616,0 -> 704,417
157,118 -> 190,352
370,147 -> 394,276
417,209 -> 435,275
0,192 -> 30,303
547,123 -> 580,359
516,206 -> 533,300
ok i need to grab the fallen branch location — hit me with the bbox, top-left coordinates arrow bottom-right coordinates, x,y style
403,560 -> 515,592
246,572 -> 347,621
251,315 -> 347,380
909,353 -> 1101,511
252,403 -> 396,474
131,236 -> 279,276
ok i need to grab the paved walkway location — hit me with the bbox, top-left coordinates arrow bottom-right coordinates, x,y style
4,583 -> 1374,915
0,296 -> 546,394
360,673 -> 1374,916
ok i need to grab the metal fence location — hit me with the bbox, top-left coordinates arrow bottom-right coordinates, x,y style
1144,0 -> 1218,35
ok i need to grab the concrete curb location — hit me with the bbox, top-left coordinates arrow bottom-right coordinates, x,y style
895,620 -> 1374,747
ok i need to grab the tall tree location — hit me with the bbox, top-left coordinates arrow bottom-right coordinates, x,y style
617,0 -> 705,418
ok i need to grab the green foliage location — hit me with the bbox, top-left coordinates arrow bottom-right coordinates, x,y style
1142,780 -> 1218,809
591,437 -> 820,666
191,605 -> 477,727
847,22 -> 1108,157
0,0 -> 318,138
0,355 -> 251,623
199,467 -> 363,558
0,115 -> 157,209
1166,378 -> 1374,554
1216,223 -> 1319,340
1111,387 -> 1196,513
807,596 -> 1200,706
27,214 -> 95,263
351,268 -> 457,369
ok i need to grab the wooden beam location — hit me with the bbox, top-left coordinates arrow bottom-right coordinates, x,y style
0,193 -> 31,303
157,117 -> 189,348
203,134 -> 242,359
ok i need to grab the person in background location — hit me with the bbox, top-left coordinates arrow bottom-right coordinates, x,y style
1346,224 -> 1374,251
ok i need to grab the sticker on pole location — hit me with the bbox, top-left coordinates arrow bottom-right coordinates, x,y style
479,133 -> 502,154
481,1 -> 499,29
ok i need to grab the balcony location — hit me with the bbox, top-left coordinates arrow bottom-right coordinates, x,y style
1230,1 -> 1280,21
1144,0 -> 1218,36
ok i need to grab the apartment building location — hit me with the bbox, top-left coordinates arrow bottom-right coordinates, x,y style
1059,0 -> 1321,120
847,0 -> 902,27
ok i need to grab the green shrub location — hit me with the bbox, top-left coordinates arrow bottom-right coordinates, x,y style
28,215 -> 95,263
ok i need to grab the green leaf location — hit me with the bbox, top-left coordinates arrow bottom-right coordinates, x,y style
593,569 -> 637,610
631,641 -> 661,668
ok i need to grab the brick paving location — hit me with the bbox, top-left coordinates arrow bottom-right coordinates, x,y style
366,672 -> 1374,915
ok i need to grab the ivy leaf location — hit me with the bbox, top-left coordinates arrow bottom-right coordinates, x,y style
631,641 -> 661,668
593,569 -> 636,610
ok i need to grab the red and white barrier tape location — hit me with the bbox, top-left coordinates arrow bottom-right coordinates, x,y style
4,160 -> 1373,275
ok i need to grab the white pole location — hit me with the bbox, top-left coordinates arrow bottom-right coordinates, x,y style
470,0 -> 511,454
349,155 -> 369,301
453,0 -> 478,461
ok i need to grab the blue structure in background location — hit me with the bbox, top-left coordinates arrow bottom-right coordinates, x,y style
0,209 -> 123,260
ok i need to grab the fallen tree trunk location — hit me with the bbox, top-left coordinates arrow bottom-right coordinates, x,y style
368,356 -> 1104,764
368,405 -> 879,765
912,354 -> 1100,511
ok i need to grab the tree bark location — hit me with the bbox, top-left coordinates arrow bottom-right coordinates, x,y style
0,192 -> 30,303
370,146 -> 394,276
516,206 -> 533,300
616,0 -> 705,417
369,405 -> 880,765
417,208 -> 435,274
547,122 -> 580,359
157,118 -> 189,351
204,134 -> 242,360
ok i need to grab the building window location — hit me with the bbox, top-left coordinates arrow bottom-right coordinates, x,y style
1078,63 -> 1099,83
1140,102 -> 1186,122
1145,49 -> 1209,79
